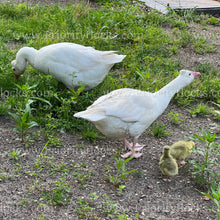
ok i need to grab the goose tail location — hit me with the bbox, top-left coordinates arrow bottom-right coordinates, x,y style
188,141 -> 195,149
74,110 -> 105,122
102,52 -> 126,64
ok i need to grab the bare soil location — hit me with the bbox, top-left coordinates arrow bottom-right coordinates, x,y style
0,103 -> 219,219
0,1 -> 220,219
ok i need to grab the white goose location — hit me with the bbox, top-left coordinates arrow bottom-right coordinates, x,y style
74,70 -> 200,158
11,42 -> 126,90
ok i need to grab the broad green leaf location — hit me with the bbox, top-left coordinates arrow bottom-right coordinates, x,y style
31,97 -> 52,106
8,112 -> 21,125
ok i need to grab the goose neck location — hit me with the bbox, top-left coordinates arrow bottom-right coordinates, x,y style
163,150 -> 170,158
17,47 -> 37,67
155,75 -> 183,100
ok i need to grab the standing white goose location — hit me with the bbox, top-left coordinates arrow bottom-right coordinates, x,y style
11,42 -> 126,90
74,70 -> 200,158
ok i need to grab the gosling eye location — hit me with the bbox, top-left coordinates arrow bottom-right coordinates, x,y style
12,67 -> 15,71
188,73 -> 191,76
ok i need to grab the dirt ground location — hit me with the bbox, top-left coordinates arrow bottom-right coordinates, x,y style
0,103 -> 219,219
0,0 -> 220,219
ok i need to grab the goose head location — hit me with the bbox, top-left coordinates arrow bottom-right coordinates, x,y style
179,69 -> 200,84
163,145 -> 170,152
11,59 -> 27,79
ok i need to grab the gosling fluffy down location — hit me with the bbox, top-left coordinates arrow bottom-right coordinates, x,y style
159,146 -> 178,177
169,141 -> 195,160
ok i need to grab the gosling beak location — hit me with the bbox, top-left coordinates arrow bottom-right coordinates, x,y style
192,72 -> 201,78
14,73 -> 20,80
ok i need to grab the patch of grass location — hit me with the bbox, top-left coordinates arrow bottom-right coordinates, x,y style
6,150 -> 25,163
49,162 -> 70,176
80,126 -> 105,142
101,193 -> 118,217
17,199 -> 29,206
190,103 -> 211,117
0,171 -> 13,181
195,63 -> 212,74
72,163 -> 95,188
75,192 -> 135,219
175,95 -> 194,107
0,2 -> 218,140
168,112 -> 184,125
75,198 -> 96,219
34,155 -> 55,170
105,150 -> 136,186
193,37 -> 217,54
200,78 -> 220,101
151,124 -> 170,137
47,137 -> 63,148
0,102 -> 10,115
212,102 -> 220,121
42,178 -> 71,206
206,17 -> 220,25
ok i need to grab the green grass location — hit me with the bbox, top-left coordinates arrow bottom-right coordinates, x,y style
105,150 -> 136,186
42,178 -> 71,206
190,103 -> 212,117
151,124 -> 170,137
0,2 -> 218,132
0,0 -> 218,144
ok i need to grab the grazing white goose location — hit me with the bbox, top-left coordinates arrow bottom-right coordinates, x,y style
11,42 -> 126,90
74,70 -> 200,158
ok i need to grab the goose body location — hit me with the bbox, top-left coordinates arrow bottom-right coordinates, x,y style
11,42 -> 126,90
159,146 -> 178,177
169,141 -> 195,166
74,70 -> 200,158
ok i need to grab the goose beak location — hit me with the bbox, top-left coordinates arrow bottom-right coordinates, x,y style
192,72 -> 201,78
14,73 -> 20,80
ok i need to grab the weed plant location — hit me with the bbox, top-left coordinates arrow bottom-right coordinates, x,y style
105,150 -> 136,186
190,103 -> 211,117
0,102 -> 10,115
72,162 -> 94,188
8,83 -> 52,142
168,112 -> 184,124
189,128 -> 220,186
75,192 -> 136,219
200,183 -> 220,220
8,100 -> 38,142
152,124 -> 170,137
42,178 -> 70,206
6,150 -> 25,163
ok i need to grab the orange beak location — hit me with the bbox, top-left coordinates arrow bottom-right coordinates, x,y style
14,73 -> 20,80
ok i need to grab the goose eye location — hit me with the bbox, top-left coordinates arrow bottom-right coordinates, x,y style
189,73 -> 191,76
12,68 -> 15,71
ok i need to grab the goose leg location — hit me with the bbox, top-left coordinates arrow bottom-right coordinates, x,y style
176,158 -> 186,167
121,138 -> 143,158
123,138 -> 145,151
179,160 -> 187,166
